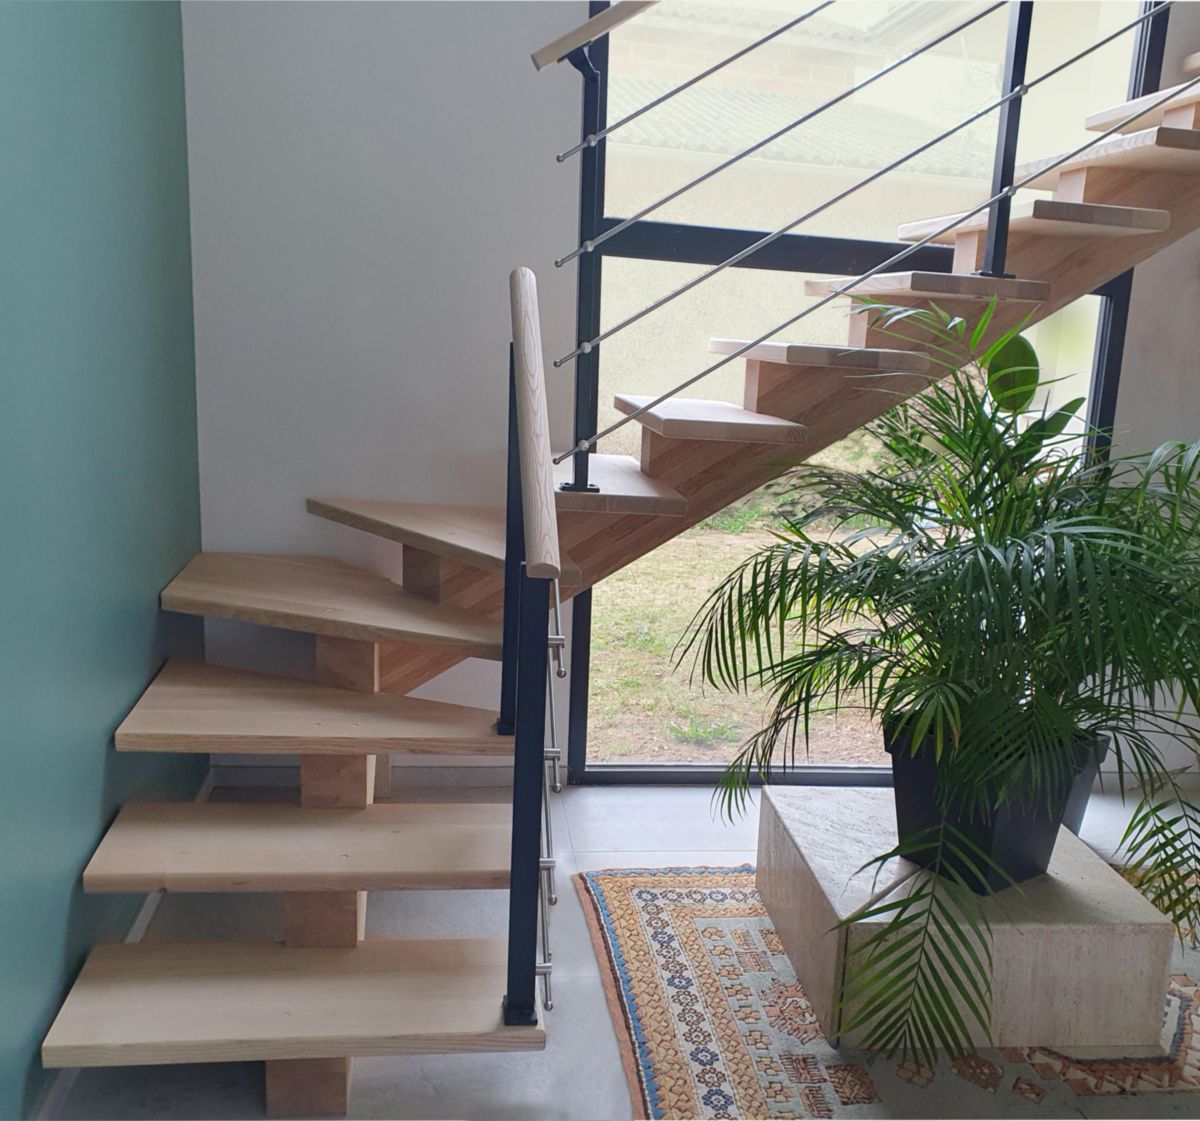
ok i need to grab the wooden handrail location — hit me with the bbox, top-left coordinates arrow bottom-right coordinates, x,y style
508,268 -> 561,580
531,1 -> 656,71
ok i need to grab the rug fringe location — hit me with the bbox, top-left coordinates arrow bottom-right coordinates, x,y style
574,872 -> 653,1121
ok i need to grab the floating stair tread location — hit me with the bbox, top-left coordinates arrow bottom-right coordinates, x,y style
1085,80 -> 1200,133
803,270 -> 1049,303
41,938 -> 544,1068
897,199 -> 1170,243
1015,126 -> 1200,188
116,661 -> 512,756
707,338 -> 935,373
613,394 -> 804,444
305,498 -> 581,584
84,801 -> 511,892
554,453 -> 687,516
162,553 -> 501,654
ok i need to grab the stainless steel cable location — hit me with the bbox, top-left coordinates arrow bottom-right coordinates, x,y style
553,2 -> 1006,269
554,92 -> 1018,367
555,1 -> 836,162
553,68 -> 1199,465
554,0 -> 1175,367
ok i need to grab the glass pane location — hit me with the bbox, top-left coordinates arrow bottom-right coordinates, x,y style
589,533 -> 888,768
603,2 -> 1141,242
1017,2 -> 1142,168
596,257 -> 847,460
605,2 -> 1009,240
587,280 -> 1104,770
587,1 -> 1128,770
1026,294 -> 1102,452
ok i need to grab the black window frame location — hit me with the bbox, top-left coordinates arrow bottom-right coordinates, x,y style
566,0 -> 1169,786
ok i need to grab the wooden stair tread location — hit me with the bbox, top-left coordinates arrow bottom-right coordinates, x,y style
803,270 -> 1049,303
306,498 -> 581,584
554,453 -> 687,516
308,499 -> 506,566
1016,126 -> 1200,188
613,394 -> 804,444
116,661 -> 512,756
897,199 -> 1170,243
162,553 -> 502,654
42,938 -> 544,1067
707,338 -> 935,373
1085,80 -> 1200,133
85,801 -> 510,892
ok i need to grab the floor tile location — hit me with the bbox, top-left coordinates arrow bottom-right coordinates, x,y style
560,784 -> 759,851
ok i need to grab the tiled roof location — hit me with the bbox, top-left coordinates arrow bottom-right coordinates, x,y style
635,1 -> 998,54
640,1 -> 874,43
609,77 -> 995,179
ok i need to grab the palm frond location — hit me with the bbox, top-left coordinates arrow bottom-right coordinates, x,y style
836,824 -> 1004,1065
1120,786 -> 1200,944
686,301 -> 1200,1057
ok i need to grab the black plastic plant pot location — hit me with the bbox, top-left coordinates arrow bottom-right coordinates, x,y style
884,725 -> 1107,895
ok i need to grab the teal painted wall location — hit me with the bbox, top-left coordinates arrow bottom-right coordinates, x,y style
0,3 -> 204,1116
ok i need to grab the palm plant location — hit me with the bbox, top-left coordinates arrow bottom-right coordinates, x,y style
680,302 -> 1200,1060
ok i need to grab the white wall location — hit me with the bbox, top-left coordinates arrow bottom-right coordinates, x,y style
1116,1 -> 1200,460
1112,1 -> 1200,774
181,0 -> 586,709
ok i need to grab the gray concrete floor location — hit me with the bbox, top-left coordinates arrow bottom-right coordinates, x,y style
53,784 -> 1183,1120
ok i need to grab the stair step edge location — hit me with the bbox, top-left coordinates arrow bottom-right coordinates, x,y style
161,553 -> 502,654
307,498 -> 583,586
554,453 -> 687,516
897,199 -> 1171,244
115,661 -> 513,756
613,394 -> 804,445
803,270 -> 1049,303
83,800 -> 511,893
707,338 -> 936,373
1015,126 -> 1200,187
42,938 -> 544,1068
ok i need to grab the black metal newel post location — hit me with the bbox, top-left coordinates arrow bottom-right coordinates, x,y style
979,0 -> 1034,279
497,346 -> 522,736
561,31 -> 605,495
499,340 -> 551,1026
501,567 -> 551,1026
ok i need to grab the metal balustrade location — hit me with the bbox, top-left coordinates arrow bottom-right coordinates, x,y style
553,2 -> 1007,269
554,1 -> 1174,370
553,65 -> 1196,464
500,271 -> 562,1027
554,1 -> 835,163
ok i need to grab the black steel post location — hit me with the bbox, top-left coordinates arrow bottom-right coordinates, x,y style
1128,2 -> 1169,100
1084,3 -> 1169,457
562,3 -> 609,495
497,346 -> 522,736
1087,269 -> 1133,461
502,569 -> 552,1026
978,0 -> 1034,279
566,587 -> 592,783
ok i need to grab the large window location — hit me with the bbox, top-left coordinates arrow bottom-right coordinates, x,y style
573,1 -> 1152,779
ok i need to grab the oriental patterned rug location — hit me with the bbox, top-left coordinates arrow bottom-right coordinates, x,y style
576,866 -> 1200,1120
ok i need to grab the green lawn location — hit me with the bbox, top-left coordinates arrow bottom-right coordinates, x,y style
587,488 -> 887,768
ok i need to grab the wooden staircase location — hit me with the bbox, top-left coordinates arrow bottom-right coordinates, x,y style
42,521 -> 543,1118
41,79 -> 1200,1117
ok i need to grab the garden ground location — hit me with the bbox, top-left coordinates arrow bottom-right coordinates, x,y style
588,439 -> 888,769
